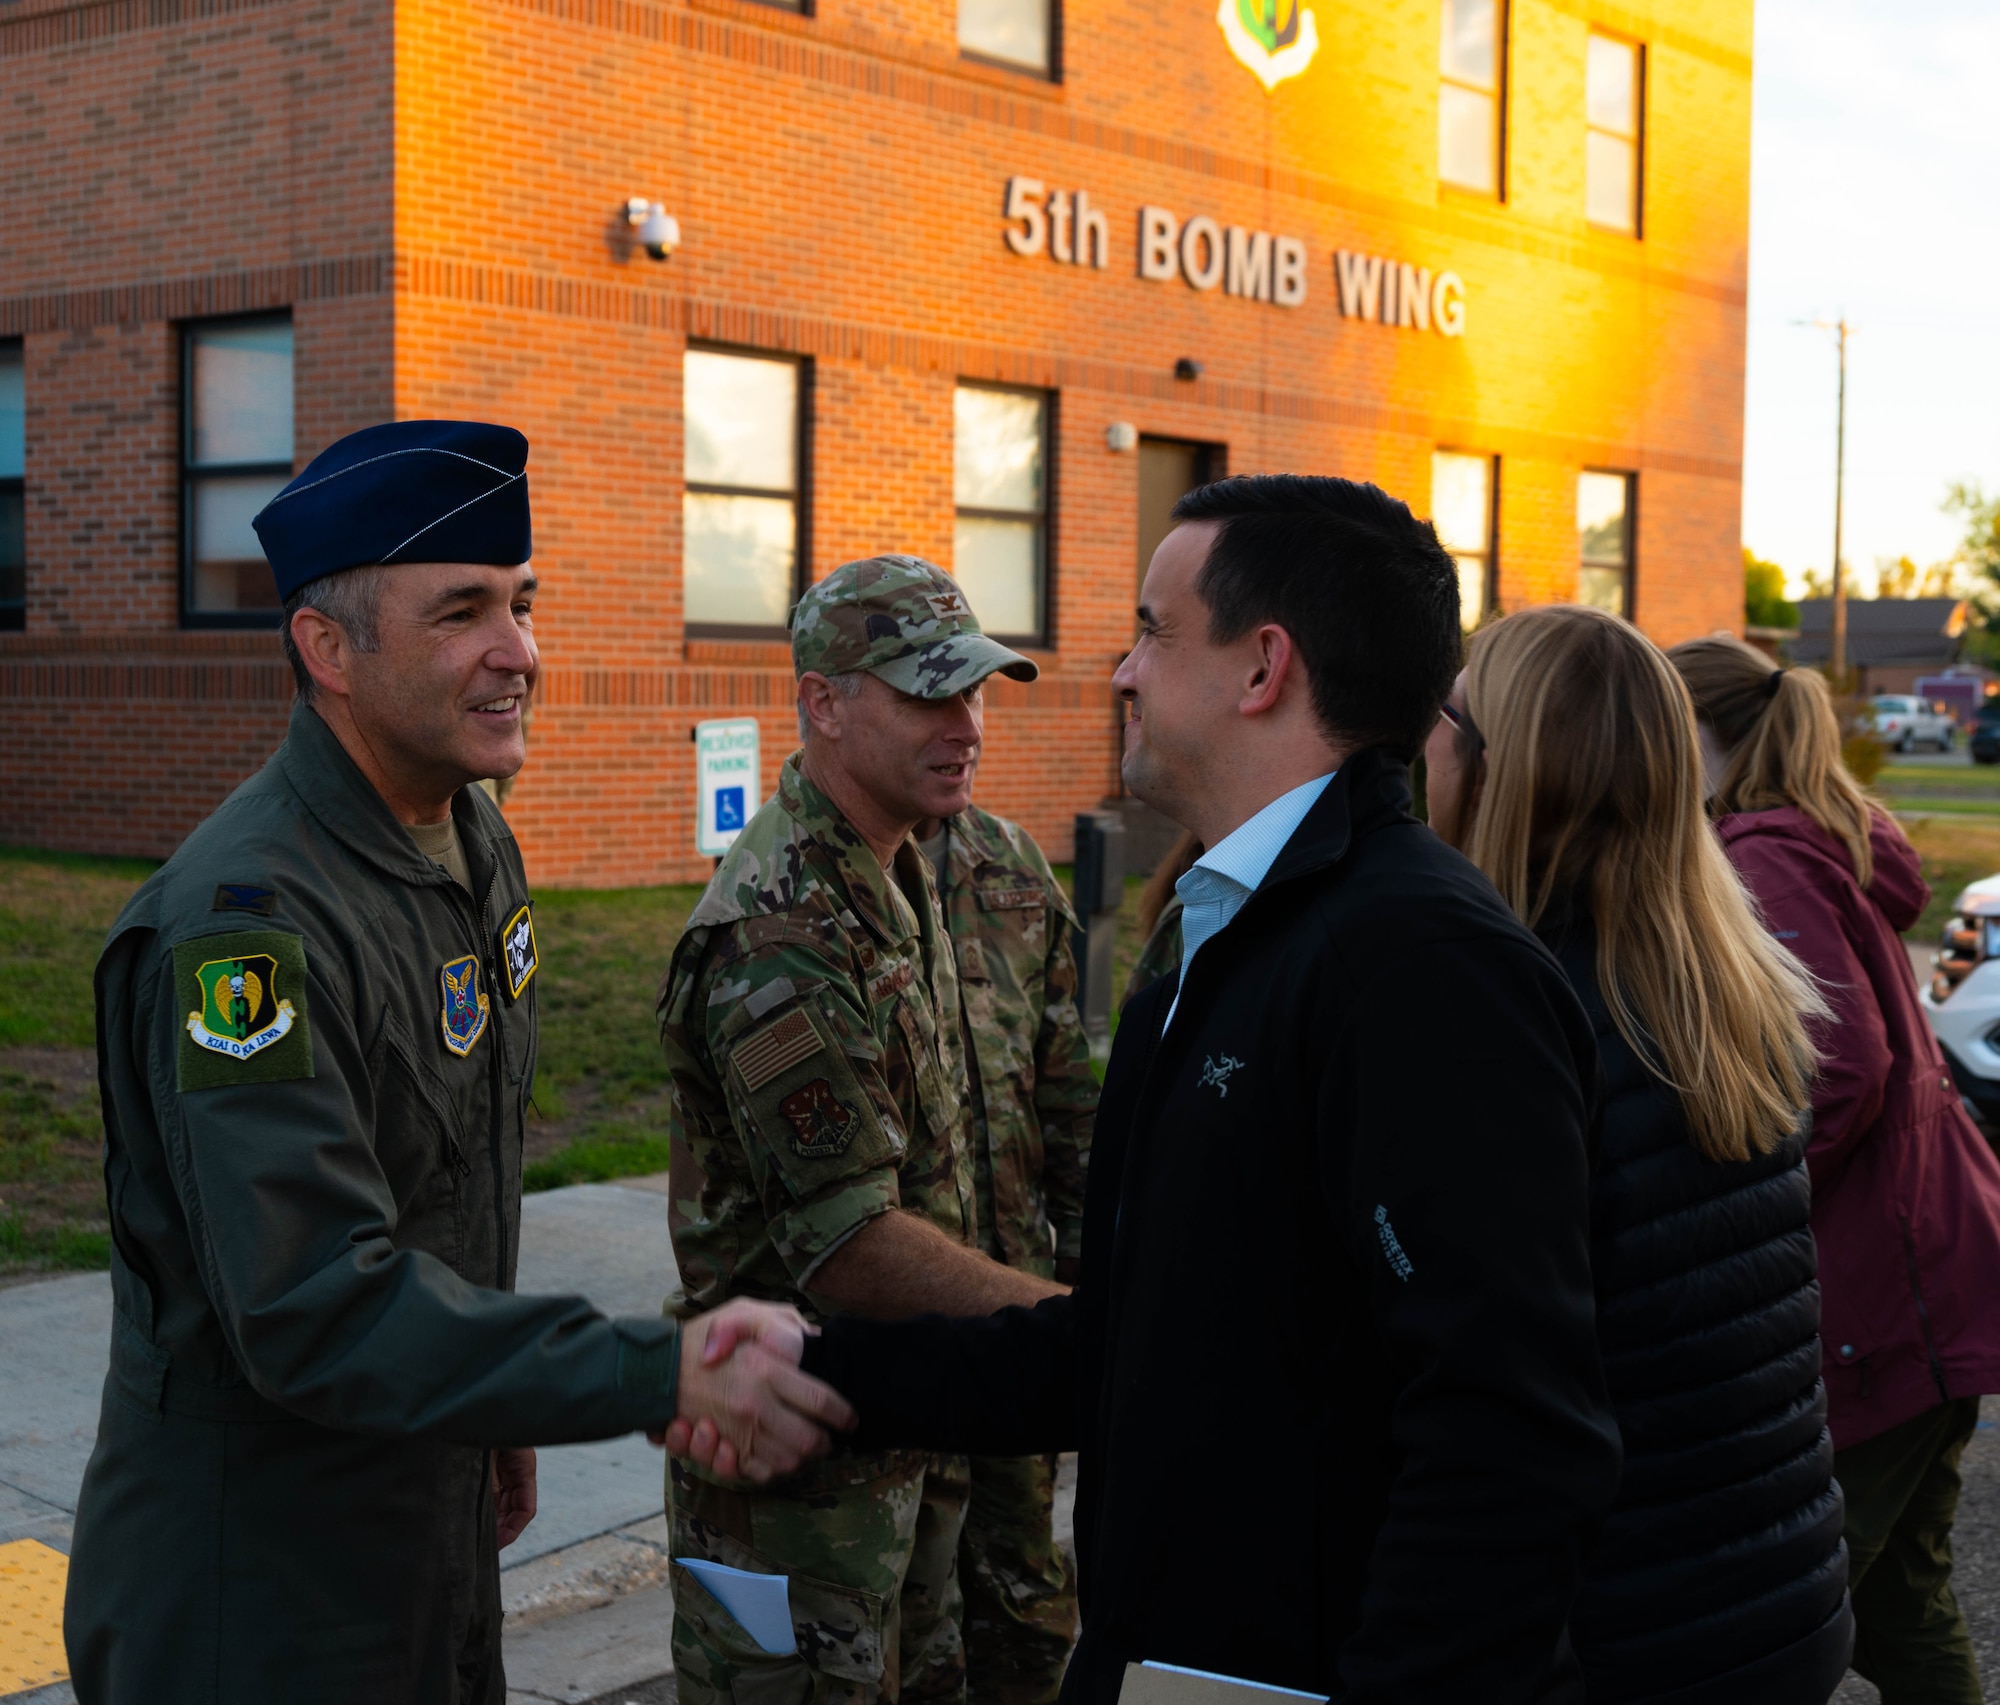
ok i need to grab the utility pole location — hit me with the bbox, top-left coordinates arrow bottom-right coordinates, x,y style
1800,314 -> 1855,684
1828,316 -> 1851,685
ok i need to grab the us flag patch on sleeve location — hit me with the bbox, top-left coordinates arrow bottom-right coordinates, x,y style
732,1008 -> 824,1092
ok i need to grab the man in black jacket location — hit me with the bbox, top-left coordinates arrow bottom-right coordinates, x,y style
676,476 -> 1620,1705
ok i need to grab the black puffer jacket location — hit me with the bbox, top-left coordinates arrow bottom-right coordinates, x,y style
1547,918 -> 1853,1703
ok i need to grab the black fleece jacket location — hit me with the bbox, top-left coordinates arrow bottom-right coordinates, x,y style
804,750 -> 1623,1705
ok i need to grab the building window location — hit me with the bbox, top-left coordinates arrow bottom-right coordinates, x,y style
959,0 -> 1053,75
1431,450 -> 1496,631
1586,33 -> 1642,234
0,342 -> 21,632
954,383 -> 1049,644
1578,470 -> 1635,617
1439,0 -> 1504,196
683,347 -> 806,636
183,316 -> 293,624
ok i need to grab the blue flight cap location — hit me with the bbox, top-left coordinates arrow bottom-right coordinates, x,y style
253,419 -> 532,600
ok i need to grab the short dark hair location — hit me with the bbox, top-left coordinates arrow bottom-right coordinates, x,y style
278,565 -> 388,702
1170,474 -> 1461,758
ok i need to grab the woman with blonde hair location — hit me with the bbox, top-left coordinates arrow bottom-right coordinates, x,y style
1426,604 -> 1852,1703
1672,634 -> 2000,1704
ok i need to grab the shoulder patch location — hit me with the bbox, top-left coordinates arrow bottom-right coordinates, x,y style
173,931 -> 314,1091
211,883 -> 278,917
732,1008 -> 824,1093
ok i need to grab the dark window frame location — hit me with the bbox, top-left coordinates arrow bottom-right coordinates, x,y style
683,340 -> 813,644
179,311 -> 294,631
958,0 -> 1062,82
953,378 -> 1055,649
1579,467 -> 1637,619
0,338 -> 22,632
1584,30 -> 1646,239
1438,0 -> 1510,202
1432,446 -> 1500,628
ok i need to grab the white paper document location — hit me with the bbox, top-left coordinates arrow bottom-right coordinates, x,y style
674,1557 -> 797,1656
1120,1661 -> 1330,1705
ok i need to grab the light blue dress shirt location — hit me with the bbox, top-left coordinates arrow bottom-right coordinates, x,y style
1164,770 -> 1335,1028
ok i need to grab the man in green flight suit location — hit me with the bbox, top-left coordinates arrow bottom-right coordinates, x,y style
914,797 -> 1095,1705
65,420 -> 849,1705
658,554 -> 1068,1705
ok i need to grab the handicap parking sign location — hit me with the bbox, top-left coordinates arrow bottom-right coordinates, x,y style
695,719 -> 761,856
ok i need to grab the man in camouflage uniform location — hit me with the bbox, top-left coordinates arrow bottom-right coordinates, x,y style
659,555 -> 1067,1705
915,802 -> 1094,1705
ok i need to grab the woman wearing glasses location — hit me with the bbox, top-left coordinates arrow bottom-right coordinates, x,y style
1425,605 -> 1853,1704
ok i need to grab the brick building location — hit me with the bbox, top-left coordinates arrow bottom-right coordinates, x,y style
0,0 -> 1752,884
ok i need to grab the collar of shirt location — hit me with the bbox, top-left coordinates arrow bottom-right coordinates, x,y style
1165,770 -> 1335,1027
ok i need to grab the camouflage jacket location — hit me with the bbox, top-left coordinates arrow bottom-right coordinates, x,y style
928,808 -> 1095,1272
659,753 -> 977,1320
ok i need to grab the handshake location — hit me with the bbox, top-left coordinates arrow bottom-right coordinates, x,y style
651,1299 -> 857,1482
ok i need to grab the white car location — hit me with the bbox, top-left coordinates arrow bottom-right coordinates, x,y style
1922,873 -> 2000,1125
1870,694 -> 1956,752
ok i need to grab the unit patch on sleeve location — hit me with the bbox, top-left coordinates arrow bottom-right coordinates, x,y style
173,930 -> 314,1091
498,904 -> 538,1001
439,954 -> 491,1057
778,1077 -> 861,1158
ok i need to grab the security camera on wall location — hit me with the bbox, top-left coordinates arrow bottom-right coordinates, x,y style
625,198 -> 681,262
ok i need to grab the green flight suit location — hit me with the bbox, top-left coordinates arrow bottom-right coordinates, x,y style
925,807 -> 1093,1705
658,752 -> 978,1705
65,702 -> 685,1705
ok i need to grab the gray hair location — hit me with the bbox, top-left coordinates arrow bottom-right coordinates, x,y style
279,566 -> 390,702
796,670 -> 866,743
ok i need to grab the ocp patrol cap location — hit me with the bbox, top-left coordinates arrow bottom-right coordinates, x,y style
791,555 -> 1039,699
252,420 -> 532,600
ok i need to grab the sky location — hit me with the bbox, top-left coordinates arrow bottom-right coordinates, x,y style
1741,0 -> 2000,597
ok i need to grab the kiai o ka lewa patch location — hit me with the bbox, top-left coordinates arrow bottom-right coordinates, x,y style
173,931 -> 315,1091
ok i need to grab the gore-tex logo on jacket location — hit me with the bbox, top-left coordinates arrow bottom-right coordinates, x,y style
1198,1054 -> 1244,1096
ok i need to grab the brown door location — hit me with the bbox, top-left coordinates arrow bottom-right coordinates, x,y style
1137,437 -> 1224,584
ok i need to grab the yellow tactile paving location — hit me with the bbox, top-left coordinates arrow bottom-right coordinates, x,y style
0,1538 -> 69,1693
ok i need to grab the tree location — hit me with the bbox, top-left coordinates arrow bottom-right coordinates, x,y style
1744,547 -> 1797,627
1943,482 -> 2000,667
1874,553 -> 1959,599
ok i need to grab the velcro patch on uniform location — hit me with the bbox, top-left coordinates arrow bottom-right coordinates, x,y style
867,960 -> 915,1003
778,1077 -> 861,1158
926,591 -> 968,621
211,883 -> 278,917
173,930 -> 315,1091
975,885 -> 1046,911
733,1008 -> 824,1092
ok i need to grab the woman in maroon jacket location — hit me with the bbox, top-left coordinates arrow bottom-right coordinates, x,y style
1673,635 -> 2000,1704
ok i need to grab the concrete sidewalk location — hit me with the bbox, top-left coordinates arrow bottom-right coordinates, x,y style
0,1177 -> 687,1703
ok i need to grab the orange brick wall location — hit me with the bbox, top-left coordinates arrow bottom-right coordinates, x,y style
1,0 -> 1752,884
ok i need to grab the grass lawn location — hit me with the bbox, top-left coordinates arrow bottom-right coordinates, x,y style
0,841 -> 1146,1281
30,799 -> 1985,1279
0,847 -> 160,1278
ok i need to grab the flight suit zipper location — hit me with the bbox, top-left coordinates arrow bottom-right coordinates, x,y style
443,860 -> 513,1290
